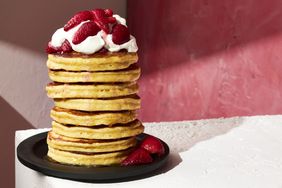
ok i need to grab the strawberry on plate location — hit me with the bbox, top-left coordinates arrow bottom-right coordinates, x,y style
121,148 -> 153,166
140,135 -> 165,157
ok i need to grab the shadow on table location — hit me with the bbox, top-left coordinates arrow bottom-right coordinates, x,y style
175,117 -> 244,153
141,117 -> 244,181
150,118 -> 243,179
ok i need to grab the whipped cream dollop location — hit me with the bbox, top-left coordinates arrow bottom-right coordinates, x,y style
50,14 -> 138,54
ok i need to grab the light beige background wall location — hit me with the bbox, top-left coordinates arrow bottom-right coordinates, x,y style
0,1 -> 126,187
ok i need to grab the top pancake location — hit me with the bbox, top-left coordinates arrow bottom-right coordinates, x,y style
47,52 -> 138,71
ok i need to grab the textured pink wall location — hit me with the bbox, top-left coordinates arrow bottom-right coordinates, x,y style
128,0 -> 282,122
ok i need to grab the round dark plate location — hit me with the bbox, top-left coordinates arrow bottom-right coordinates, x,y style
17,132 -> 169,183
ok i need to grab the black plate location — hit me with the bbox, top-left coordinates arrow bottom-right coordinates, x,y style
17,132 -> 169,183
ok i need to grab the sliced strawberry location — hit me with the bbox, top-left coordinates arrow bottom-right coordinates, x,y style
112,24 -> 130,44
64,11 -> 93,31
140,136 -> 165,157
45,42 -> 59,54
46,40 -> 73,54
72,22 -> 100,45
60,40 -> 72,53
107,17 -> 117,24
92,9 -> 106,20
94,20 -> 110,34
121,148 -> 153,166
104,9 -> 113,17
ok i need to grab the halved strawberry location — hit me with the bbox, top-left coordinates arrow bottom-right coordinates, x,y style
140,136 -> 165,157
60,40 -> 72,53
45,42 -> 59,54
72,22 -> 100,45
121,148 -> 153,166
92,9 -> 106,20
91,9 -> 116,33
94,20 -> 110,34
112,24 -> 130,44
45,40 -> 73,54
106,17 -> 117,24
64,11 -> 93,31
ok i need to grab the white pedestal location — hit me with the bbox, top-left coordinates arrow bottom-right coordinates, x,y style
16,115 -> 282,188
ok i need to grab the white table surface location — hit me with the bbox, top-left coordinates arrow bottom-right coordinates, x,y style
16,115 -> 282,188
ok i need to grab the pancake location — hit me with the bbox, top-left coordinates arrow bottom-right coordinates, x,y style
51,120 -> 144,139
47,131 -> 137,153
46,82 -> 138,99
51,107 -> 137,126
48,64 -> 140,83
54,95 -> 140,111
47,52 -> 138,71
47,146 -> 131,166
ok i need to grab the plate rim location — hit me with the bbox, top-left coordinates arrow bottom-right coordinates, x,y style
17,131 -> 170,182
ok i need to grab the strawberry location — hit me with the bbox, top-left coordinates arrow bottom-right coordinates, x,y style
45,40 -> 73,54
107,17 -> 117,24
72,22 -> 100,45
94,20 -> 110,34
64,11 -> 93,31
104,9 -> 113,17
92,9 -> 117,33
112,24 -> 130,44
90,9 -> 117,33
140,136 -> 165,157
121,148 -> 153,166
60,40 -> 72,53
92,9 -> 106,20
46,42 -> 58,54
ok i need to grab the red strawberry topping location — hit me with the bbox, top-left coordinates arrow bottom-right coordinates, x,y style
64,11 -> 93,31
60,40 -> 72,53
91,9 -> 116,33
94,20 -> 110,34
46,40 -> 73,54
46,42 -> 59,54
112,24 -> 130,45
121,148 -> 153,166
140,136 -> 165,157
106,17 -> 117,24
104,9 -> 113,17
72,22 -> 101,45
92,9 -> 106,20
46,8 -> 133,54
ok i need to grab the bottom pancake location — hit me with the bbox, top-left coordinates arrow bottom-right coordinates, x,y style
47,146 -> 131,166
47,131 -> 137,153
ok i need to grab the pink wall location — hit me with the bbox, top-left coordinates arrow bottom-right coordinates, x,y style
128,0 -> 282,122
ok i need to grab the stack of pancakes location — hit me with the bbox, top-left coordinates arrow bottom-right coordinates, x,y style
46,52 -> 144,166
